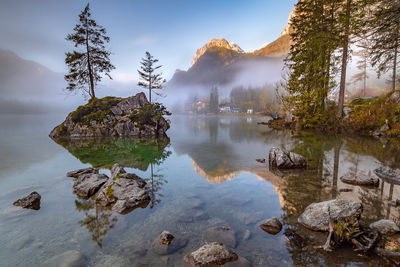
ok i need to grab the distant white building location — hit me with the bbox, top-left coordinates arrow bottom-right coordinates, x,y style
247,109 -> 254,114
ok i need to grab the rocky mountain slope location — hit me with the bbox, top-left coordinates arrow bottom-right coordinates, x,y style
167,9 -> 294,89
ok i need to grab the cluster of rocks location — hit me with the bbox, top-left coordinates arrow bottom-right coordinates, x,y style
268,147 -> 307,169
298,198 -> 400,257
68,164 -> 150,214
49,92 -> 169,138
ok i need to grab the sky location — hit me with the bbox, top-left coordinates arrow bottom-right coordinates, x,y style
0,0 -> 296,83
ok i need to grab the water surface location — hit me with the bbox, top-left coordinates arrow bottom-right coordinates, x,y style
1,114 -> 399,266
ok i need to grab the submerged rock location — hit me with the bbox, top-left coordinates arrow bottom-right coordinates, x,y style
244,211 -> 264,225
259,217 -> 283,235
370,219 -> 400,236
256,158 -> 266,164
151,231 -> 188,255
49,93 -> 169,138
374,166 -> 400,185
224,256 -> 251,267
72,173 -> 109,198
183,242 -> 238,267
269,147 -> 307,169
13,192 -> 41,210
96,174 -> 149,214
340,173 -> 379,186
298,199 -> 363,231
42,250 -> 86,267
66,167 -> 97,178
205,225 -> 237,248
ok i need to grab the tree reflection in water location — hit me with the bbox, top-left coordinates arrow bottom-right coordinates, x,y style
52,137 -> 171,246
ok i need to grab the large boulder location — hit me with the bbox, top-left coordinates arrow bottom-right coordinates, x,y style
72,173 -> 109,198
370,219 -> 400,236
269,147 -> 307,169
49,93 -> 169,138
340,173 -> 379,186
96,173 -> 149,214
259,217 -> 283,235
183,242 -> 238,267
298,199 -> 363,231
374,166 -> 400,185
13,192 -> 41,210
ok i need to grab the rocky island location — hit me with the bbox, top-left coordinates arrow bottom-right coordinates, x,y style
50,92 -> 170,138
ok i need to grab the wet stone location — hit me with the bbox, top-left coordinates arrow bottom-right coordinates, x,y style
256,158 -> 266,164
259,217 -> 283,235
152,231 -> 188,255
183,242 -> 238,267
224,256 -> 251,267
298,199 -> 363,232
13,191 -> 41,210
72,173 -> 109,198
370,219 -> 400,236
66,167 -> 97,178
205,225 -> 237,248
111,163 -> 126,179
269,147 -> 307,169
340,173 -> 379,186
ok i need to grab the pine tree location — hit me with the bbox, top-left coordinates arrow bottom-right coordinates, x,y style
337,0 -> 369,117
65,4 -> 114,99
284,0 -> 341,127
351,39 -> 370,97
368,0 -> 400,91
137,52 -> 166,103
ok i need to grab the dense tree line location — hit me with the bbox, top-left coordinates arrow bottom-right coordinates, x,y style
283,0 -> 400,128
230,85 -> 276,113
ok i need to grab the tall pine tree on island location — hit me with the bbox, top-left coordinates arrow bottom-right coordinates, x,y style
137,52 -> 166,103
65,4 -> 114,100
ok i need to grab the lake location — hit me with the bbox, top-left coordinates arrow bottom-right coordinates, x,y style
0,114 -> 399,266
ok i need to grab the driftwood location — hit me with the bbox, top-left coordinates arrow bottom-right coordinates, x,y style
320,207 -> 380,254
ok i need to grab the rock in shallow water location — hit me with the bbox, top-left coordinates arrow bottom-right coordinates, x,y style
42,250 -> 86,267
269,147 -> 307,169
374,166 -> 400,185
72,173 -> 109,198
151,231 -> 188,255
96,174 -> 149,214
205,225 -> 237,248
259,217 -> 283,235
340,173 -> 379,186
370,219 -> 400,236
13,191 -> 41,210
66,167 -> 97,178
298,199 -> 363,231
183,242 -> 238,267
111,163 -> 126,179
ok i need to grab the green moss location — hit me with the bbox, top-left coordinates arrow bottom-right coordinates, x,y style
70,96 -> 123,124
113,173 -> 124,181
106,185 -> 117,200
57,123 -> 68,136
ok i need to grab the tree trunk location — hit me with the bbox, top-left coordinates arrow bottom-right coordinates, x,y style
393,38 -> 398,92
338,0 -> 351,118
86,20 -> 95,99
363,58 -> 367,97
149,71 -> 152,103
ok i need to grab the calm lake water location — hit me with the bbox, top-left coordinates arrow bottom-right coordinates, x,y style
1,114 -> 400,266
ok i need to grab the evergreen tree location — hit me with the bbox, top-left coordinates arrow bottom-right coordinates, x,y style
284,0 -> 341,127
137,52 -> 166,103
368,0 -> 400,91
65,3 -> 114,99
209,86 -> 219,113
337,0 -> 369,117
351,39 -> 370,97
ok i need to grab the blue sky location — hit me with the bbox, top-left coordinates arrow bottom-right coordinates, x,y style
0,0 -> 296,82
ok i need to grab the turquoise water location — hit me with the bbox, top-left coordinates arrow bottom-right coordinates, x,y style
0,114 -> 399,266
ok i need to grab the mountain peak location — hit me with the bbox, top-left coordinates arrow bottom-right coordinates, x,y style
191,38 -> 244,67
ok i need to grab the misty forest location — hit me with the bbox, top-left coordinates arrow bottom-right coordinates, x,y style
2,0 -> 400,266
